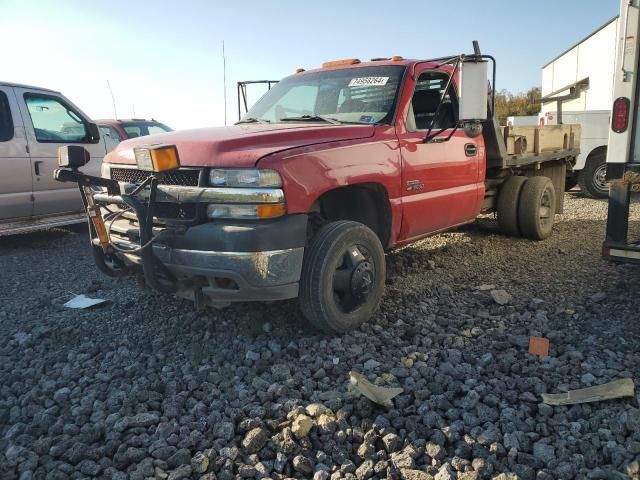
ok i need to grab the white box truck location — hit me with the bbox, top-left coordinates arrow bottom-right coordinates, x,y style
603,0 -> 640,263
540,17 -> 618,198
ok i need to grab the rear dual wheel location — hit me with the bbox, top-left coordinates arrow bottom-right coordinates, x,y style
299,221 -> 385,333
497,176 -> 556,240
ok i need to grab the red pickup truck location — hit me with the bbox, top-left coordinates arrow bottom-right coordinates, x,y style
55,46 -> 579,332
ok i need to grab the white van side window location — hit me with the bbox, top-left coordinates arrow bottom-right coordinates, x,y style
24,94 -> 87,143
0,92 -> 13,142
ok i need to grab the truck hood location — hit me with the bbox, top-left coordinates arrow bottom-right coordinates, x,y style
104,123 -> 375,167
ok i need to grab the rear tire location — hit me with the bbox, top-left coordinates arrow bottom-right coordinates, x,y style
299,221 -> 385,333
518,176 -> 556,240
577,151 -> 608,198
497,176 -> 527,237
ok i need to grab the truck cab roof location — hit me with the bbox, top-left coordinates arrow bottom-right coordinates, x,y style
0,81 -> 60,94
299,58 -> 441,75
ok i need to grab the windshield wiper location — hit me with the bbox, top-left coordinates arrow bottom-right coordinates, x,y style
235,117 -> 270,124
279,115 -> 342,125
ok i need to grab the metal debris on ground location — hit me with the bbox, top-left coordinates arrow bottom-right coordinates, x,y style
528,336 -> 550,356
542,378 -> 635,406
348,370 -> 403,408
63,294 -> 109,309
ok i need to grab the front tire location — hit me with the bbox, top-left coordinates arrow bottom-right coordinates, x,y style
299,221 -> 385,333
577,151 -> 608,198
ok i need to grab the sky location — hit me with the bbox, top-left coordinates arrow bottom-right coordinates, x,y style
1,0 -> 619,130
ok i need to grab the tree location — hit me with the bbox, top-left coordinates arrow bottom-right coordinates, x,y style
494,87 -> 541,125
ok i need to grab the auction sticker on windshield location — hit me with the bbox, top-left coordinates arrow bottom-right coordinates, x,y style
348,77 -> 389,87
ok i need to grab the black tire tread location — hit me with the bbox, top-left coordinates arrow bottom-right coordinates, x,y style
577,151 -> 607,198
518,176 -> 556,240
497,176 -> 527,237
300,220 -> 385,333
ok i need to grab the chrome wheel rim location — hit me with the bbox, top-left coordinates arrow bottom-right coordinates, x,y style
539,186 -> 553,227
594,163 -> 608,192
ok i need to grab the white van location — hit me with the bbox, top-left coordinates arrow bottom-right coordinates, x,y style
0,82 -> 107,235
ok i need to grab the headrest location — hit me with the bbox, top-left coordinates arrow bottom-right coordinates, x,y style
412,89 -> 441,114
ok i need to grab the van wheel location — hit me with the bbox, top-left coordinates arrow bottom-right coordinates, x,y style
299,221 -> 385,333
497,176 -> 527,237
517,176 -> 556,240
578,151 -> 608,198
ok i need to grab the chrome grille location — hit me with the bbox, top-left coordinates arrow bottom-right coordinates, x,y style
110,167 -> 200,186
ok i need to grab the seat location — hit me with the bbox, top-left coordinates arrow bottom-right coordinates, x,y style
338,99 -> 365,113
412,90 -> 455,130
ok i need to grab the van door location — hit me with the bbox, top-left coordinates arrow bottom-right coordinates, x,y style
15,88 -> 104,216
0,86 -> 32,220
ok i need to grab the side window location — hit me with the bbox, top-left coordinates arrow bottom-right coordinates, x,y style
410,72 -> 458,131
123,125 -> 142,138
261,85 -> 319,121
100,126 -> 121,141
147,125 -> 168,135
0,91 -> 14,142
24,94 -> 88,142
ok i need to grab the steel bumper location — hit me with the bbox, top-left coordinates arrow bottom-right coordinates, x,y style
151,245 -> 304,301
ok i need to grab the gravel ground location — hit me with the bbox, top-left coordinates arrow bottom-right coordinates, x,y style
1,193 -> 640,480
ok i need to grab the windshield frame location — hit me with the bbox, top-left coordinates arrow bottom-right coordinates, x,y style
242,65 -> 408,126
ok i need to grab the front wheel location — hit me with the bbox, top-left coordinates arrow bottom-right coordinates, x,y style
299,221 -> 385,333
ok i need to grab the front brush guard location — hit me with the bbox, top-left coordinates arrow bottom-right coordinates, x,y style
54,168 -> 177,292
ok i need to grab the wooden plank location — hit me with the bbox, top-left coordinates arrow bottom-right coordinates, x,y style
509,126 -> 538,154
570,124 -> 581,149
538,125 -> 570,152
507,124 -> 580,154
542,378 -> 635,406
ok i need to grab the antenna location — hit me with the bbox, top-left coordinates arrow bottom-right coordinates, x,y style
107,80 -> 118,119
223,40 -> 227,126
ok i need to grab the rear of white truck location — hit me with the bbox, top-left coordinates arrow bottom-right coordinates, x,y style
603,0 -> 640,263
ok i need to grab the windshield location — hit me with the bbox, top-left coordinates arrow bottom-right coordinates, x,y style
243,65 -> 406,125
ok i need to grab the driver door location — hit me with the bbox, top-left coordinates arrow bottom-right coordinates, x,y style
15,88 -> 104,216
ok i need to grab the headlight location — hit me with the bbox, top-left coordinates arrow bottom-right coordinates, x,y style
101,163 -> 110,179
206,203 -> 286,219
209,169 -> 282,188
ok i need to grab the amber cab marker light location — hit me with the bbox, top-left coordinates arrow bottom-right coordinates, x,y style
134,144 -> 181,172
321,58 -> 361,68
391,55 -> 404,61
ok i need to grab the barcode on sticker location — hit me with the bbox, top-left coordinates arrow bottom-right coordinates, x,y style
348,77 -> 389,87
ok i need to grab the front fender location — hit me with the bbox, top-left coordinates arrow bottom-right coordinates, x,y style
257,126 -> 403,214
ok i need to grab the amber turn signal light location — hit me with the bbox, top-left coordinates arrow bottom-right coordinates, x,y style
134,144 -> 181,172
256,203 -> 286,219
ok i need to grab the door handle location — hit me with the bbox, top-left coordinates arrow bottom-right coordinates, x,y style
34,161 -> 44,176
464,143 -> 477,157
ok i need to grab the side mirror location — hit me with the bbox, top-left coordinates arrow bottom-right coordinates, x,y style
459,60 -> 488,121
58,145 -> 90,169
86,122 -> 101,144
